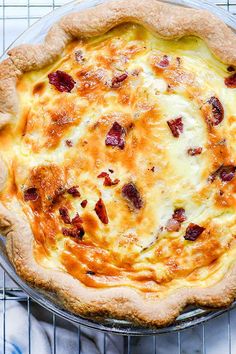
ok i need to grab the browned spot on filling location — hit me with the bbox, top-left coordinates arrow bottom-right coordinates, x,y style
45,104 -> 80,149
25,164 -> 66,211
32,82 -> 45,95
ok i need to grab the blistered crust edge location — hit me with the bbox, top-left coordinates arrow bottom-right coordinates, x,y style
1,0 -> 236,326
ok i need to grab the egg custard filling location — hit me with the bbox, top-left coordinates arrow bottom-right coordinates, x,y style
2,23 -> 236,299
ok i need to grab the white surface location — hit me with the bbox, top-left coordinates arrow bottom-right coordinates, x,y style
1,1 -> 236,353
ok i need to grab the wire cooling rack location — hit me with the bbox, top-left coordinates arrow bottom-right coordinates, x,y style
1,0 -> 236,353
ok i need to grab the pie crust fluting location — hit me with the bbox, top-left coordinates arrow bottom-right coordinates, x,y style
1,0 -> 236,326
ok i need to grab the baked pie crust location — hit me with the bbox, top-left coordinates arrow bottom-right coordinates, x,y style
1,0 -> 236,326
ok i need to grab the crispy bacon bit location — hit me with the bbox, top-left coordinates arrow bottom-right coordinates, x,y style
104,177 -> 119,186
225,72 -> 236,88
105,122 -> 126,149
59,207 -> 71,224
219,165 -> 236,182
122,182 -> 143,210
97,172 -> 108,178
62,226 -> 84,240
24,187 -> 38,202
155,55 -> 169,68
166,208 -> 186,232
187,147 -> 202,156
111,73 -> 128,88
206,97 -> 224,126
51,186 -> 66,205
209,165 -> 236,183
172,208 -> 186,223
81,200 -> 88,208
74,50 -> 85,63
62,211 -> 84,240
97,172 -> 119,186
94,198 -> 109,224
67,186 -> 81,197
48,70 -> 75,93
166,218 -> 181,232
71,213 -> 83,227
167,117 -> 183,138
184,223 -> 205,241
227,66 -> 235,72
65,139 -> 73,147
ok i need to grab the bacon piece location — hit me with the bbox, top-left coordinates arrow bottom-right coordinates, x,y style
225,72 -> 236,88
166,218 -> 181,232
105,122 -> 126,149
71,213 -> 83,227
172,208 -> 186,223
24,187 -> 38,202
184,223 -> 205,241
97,172 -> 108,178
111,73 -> 128,88
59,207 -> 71,224
62,226 -> 84,240
187,147 -> 202,156
155,55 -> 169,68
206,97 -> 224,126
81,199 -> 88,208
219,165 -> 236,182
48,70 -> 75,93
67,186 -> 80,197
209,165 -> 236,183
62,212 -> 84,239
104,177 -> 119,186
122,182 -> 143,210
65,139 -> 73,147
167,117 -> 183,138
94,198 -> 109,224
97,172 -> 119,186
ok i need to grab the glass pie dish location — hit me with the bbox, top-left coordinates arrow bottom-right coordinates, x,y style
1,0 -> 236,335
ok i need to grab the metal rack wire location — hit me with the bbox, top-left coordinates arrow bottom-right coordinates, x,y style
1,1 -> 236,353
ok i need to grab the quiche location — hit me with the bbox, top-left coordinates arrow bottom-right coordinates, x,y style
1,0 -> 236,327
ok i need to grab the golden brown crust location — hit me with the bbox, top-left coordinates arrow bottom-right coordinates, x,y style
0,59 -> 21,127
1,0 -> 236,326
0,158 -> 8,192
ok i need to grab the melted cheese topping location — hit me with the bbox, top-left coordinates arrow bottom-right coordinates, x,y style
2,23 -> 236,297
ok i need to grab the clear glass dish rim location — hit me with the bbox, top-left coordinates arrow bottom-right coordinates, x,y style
1,0 -> 236,336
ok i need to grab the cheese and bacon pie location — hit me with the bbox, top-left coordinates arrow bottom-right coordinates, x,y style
1,0 -> 236,326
